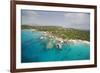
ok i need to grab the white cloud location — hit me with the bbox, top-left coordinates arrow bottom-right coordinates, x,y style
22,10 -> 40,24
64,13 -> 89,24
64,13 -> 90,30
22,10 -> 39,16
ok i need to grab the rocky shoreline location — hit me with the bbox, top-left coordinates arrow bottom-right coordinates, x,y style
42,31 -> 90,44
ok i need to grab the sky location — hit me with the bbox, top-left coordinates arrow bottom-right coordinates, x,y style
21,10 -> 90,30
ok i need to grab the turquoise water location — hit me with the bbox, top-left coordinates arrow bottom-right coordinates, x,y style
21,30 -> 90,63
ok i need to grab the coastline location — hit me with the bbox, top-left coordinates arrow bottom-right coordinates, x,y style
67,39 -> 90,44
22,29 -> 90,44
41,31 -> 90,44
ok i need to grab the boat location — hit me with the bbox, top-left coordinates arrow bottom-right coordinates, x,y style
40,36 -> 44,40
56,42 -> 62,49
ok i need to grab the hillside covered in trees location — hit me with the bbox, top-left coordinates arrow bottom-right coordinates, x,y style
21,25 -> 90,41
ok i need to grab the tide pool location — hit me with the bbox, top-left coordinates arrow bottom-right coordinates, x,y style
21,30 -> 90,63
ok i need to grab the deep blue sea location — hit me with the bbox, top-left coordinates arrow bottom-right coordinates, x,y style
21,30 -> 90,63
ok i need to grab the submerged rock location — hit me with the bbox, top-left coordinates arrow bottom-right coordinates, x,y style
46,42 -> 54,49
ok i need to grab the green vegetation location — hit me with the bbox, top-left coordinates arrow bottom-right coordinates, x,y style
22,25 -> 90,41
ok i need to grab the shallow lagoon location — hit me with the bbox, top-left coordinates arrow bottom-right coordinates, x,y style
21,30 -> 90,63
